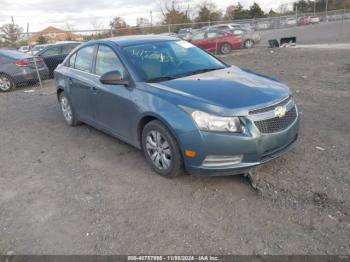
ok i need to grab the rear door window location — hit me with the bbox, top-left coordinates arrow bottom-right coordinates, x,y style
207,32 -> 218,38
192,33 -> 205,40
74,45 -> 95,72
41,46 -> 61,57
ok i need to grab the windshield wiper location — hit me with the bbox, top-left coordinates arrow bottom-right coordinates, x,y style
147,76 -> 178,83
179,67 -> 224,77
146,67 -> 224,83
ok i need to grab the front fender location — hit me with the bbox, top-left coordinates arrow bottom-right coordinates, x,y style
132,89 -> 207,168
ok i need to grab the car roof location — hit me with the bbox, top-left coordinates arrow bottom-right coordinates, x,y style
212,23 -> 240,27
52,41 -> 81,46
34,44 -> 52,47
90,35 -> 179,47
0,49 -> 32,59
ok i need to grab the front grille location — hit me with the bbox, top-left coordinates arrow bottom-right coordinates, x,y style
254,106 -> 297,133
249,96 -> 291,115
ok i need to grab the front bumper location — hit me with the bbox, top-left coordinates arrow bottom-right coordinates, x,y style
183,108 -> 300,176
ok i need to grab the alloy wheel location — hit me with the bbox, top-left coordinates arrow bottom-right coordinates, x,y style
60,96 -> 73,124
145,130 -> 172,170
0,75 -> 12,91
221,43 -> 231,54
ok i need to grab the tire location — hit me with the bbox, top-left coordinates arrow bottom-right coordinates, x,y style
142,120 -> 183,177
220,43 -> 232,54
244,39 -> 254,49
0,74 -> 15,92
58,92 -> 80,126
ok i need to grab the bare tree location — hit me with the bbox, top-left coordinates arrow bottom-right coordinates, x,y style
195,1 -> 222,24
90,18 -> 104,30
161,1 -> 192,23
159,0 -> 192,32
110,17 -> 129,36
110,17 -> 128,29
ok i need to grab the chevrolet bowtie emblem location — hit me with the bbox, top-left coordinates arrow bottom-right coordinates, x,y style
275,106 -> 287,118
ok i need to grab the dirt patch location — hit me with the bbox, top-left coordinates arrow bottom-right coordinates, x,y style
0,48 -> 349,255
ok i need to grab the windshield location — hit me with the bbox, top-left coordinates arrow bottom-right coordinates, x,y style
123,40 -> 226,82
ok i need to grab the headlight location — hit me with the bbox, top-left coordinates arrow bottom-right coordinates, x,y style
191,111 -> 243,132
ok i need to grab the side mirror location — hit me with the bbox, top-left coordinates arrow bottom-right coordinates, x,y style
100,70 -> 129,86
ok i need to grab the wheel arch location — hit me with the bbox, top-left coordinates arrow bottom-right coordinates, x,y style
0,72 -> 15,90
137,113 -> 184,155
56,87 -> 64,100
219,42 -> 232,54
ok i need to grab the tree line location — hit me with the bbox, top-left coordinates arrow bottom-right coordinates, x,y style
1,0 -> 350,47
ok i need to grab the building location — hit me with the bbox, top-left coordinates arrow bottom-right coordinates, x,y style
28,26 -> 83,44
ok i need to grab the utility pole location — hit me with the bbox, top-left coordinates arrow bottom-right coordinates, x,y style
325,0 -> 329,22
11,16 -> 18,42
26,23 -> 29,43
150,10 -> 153,33
313,0 -> 316,16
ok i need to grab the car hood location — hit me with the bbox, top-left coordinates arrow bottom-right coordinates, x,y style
149,66 -> 290,115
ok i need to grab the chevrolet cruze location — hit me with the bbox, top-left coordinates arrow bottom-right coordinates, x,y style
55,35 -> 299,177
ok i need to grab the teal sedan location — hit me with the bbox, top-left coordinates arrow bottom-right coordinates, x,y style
54,35 -> 299,177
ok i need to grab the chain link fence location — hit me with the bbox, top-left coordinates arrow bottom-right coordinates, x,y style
0,8 -> 349,92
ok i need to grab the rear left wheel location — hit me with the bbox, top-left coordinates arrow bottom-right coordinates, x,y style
0,74 -> 14,92
142,120 -> 183,177
59,92 -> 80,126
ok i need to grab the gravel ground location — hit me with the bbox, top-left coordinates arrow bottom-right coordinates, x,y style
0,48 -> 349,255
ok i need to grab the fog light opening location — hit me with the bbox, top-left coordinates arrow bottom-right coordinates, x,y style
202,155 -> 243,167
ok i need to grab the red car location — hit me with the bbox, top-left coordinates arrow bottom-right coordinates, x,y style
189,31 -> 242,54
297,17 -> 311,26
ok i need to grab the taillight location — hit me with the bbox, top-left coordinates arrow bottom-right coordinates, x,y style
13,59 -> 29,67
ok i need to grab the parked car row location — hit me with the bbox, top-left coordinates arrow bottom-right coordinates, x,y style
0,49 -> 48,91
175,23 -> 262,54
189,31 -> 242,54
199,14 -> 327,32
0,41 -> 81,91
35,42 -> 81,77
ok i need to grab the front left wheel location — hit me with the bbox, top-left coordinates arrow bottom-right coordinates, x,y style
142,120 -> 183,177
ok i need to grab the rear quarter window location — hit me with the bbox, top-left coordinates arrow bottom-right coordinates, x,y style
74,45 -> 95,72
66,53 -> 77,68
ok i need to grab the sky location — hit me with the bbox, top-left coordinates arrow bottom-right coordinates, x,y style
0,0 -> 294,32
